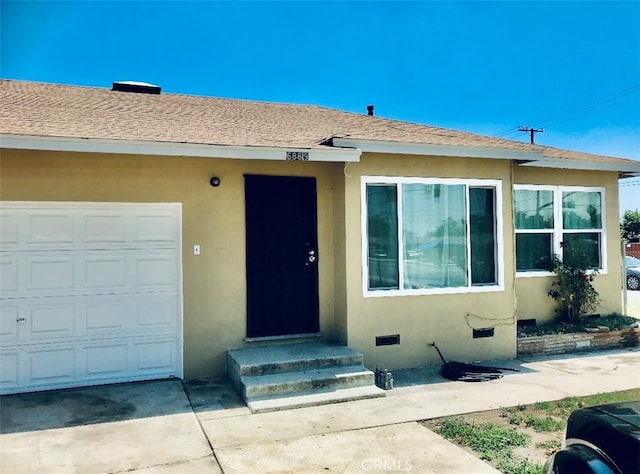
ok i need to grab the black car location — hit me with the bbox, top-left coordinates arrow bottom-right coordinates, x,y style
626,257 -> 640,291
544,401 -> 640,474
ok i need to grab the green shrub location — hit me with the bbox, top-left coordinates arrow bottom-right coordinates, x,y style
547,250 -> 600,324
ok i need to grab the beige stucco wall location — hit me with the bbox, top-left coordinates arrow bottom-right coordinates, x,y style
0,149 -> 343,378
339,153 -> 518,369
513,167 -> 623,323
1,148 -> 624,378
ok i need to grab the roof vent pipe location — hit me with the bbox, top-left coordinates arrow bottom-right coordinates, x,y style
367,105 -> 374,116
112,81 -> 161,95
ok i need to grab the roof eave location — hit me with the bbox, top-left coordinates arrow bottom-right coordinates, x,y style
0,134 -> 362,163
331,137 -> 543,161
519,157 -> 640,175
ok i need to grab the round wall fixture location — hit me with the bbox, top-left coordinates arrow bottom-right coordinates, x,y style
210,177 -> 221,187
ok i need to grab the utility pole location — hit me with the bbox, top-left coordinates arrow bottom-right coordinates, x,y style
518,126 -> 543,144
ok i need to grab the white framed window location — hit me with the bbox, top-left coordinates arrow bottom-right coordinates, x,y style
514,185 -> 606,276
362,177 -> 504,297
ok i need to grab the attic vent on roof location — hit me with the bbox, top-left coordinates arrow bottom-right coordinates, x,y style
112,81 -> 161,95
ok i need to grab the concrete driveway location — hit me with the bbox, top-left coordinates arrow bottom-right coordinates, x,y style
625,286 -> 640,318
0,379 -> 221,473
1,348 -> 639,473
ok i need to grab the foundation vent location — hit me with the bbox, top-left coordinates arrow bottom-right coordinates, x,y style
473,327 -> 495,338
376,334 -> 400,346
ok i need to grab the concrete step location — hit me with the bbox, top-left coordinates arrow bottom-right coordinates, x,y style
226,342 -> 363,378
247,385 -> 385,414
242,365 -> 375,399
226,342 -> 386,413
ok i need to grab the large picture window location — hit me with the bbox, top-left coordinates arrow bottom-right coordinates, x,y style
363,177 -> 503,296
514,185 -> 605,275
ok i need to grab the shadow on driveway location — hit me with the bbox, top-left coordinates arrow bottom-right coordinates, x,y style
0,377 -> 245,435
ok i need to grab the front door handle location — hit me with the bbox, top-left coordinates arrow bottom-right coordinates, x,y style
16,318 -> 26,323
307,250 -> 316,263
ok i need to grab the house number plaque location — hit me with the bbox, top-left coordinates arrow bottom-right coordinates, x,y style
286,151 -> 309,161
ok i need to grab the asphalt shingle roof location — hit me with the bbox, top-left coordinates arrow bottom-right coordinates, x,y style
1,79 -> 637,169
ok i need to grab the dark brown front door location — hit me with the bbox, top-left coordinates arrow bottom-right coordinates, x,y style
244,175 -> 319,338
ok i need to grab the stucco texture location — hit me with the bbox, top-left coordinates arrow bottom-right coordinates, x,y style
339,154 -> 518,369
0,149 -> 342,378
513,167 -> 624,323
1,149 -> 625,377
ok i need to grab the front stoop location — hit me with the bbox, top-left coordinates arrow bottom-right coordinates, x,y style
226,342 -> 385,413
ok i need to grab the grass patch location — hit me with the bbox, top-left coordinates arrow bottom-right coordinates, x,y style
518,313 -> 637,337
535,440 -> 561,453
523,415 -> 564,432
428,389 -> 640,474
435,418 -> 538,474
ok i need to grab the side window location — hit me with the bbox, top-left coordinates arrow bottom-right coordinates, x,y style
514,186 -> 605,274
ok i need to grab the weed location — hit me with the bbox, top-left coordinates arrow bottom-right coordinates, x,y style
536,439 -> 561,454
497,456 -> 543,474
435,418 -> 531,473
524,415 -> 564,432
436,418 -> 529,452
500,407 -> 524,425
429,389 -> 640,474
533,401 -> 552,412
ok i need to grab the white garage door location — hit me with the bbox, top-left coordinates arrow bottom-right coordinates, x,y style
0,202 -> 183,395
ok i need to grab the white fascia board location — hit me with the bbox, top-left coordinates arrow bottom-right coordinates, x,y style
0,134 -> 362,163
332,137 -> 543,161
519,157 -> 640,174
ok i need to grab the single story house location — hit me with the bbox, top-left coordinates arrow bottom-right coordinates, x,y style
1,79 -> 639,395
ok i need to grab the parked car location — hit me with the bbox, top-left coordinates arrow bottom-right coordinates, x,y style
544,401 -> 640,474
626,256 -> 640,291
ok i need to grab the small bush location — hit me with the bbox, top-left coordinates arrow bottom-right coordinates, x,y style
548,250 -> 600,324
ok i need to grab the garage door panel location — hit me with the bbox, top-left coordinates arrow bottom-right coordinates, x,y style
81,212 -> 128,244
82,343 -> 128,378
27,302 -> 76,339
135,254 -> 178,286
0,212 -> 18,244
82,255 -> 128,288
0,257 -> 19,292
133,213 -> 179,244
0,352 -> 19,389
27,212 -> 75,245
134,339 -> 176,373
0,304 -> 19,341
83,297 -> 129,334
27,346 -> 76,384
135,294 -> 177,329
0,202 -> 182,394
27,256 -> 75,291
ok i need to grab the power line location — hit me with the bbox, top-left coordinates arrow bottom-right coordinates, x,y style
517,126 -> 543,144
494,83 -> 640,139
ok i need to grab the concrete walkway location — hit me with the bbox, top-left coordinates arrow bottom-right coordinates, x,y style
1,348 -> 639,473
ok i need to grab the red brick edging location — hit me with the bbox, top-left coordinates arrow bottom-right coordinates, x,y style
517,327 -> 640,357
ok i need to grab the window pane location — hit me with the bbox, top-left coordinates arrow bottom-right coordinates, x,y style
514,190 -> 554,229
402,184 -> 467,288
470,187 -> 497,284
563,233 -> 601,268
562,191 -> 601,229
516,233 -> 553,271
367,185 -> 399,289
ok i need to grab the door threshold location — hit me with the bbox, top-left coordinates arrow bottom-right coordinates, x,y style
245,332 -> 321,343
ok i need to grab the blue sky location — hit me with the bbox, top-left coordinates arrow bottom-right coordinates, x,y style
2,0 -> 639,212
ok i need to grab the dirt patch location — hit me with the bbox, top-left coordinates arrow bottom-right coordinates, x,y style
422,408 -> 558,467
420,388 -> 640,473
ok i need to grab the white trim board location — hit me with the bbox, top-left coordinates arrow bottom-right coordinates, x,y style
1,134 -> 362,163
